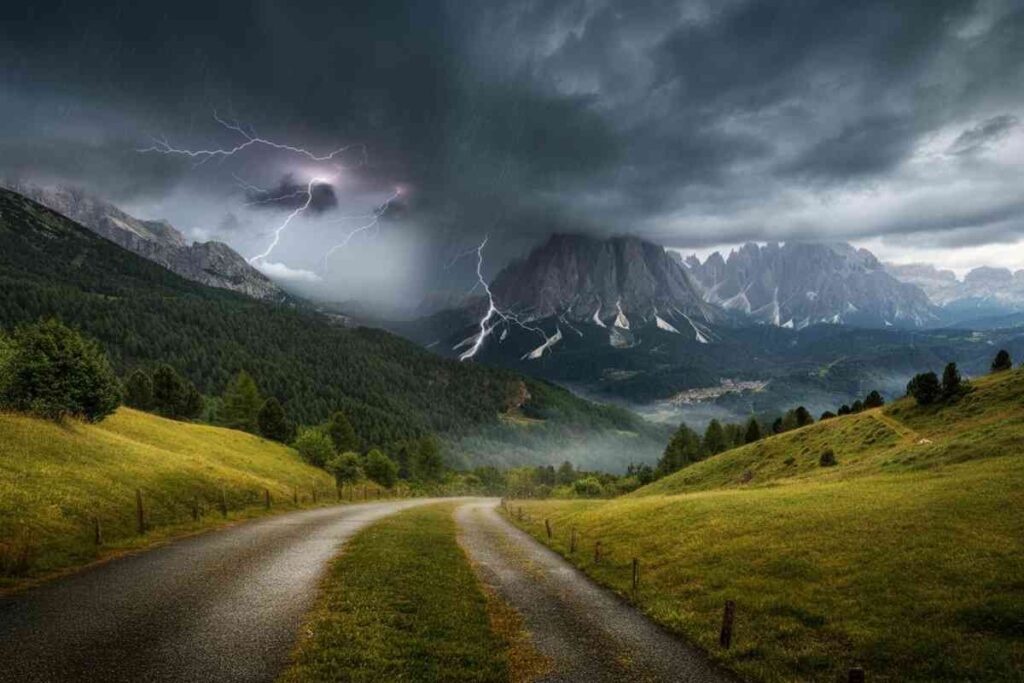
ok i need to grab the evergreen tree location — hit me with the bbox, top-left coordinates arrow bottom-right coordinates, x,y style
820,411 -> 836,420
1,320 -> 121,422
364,449 -> 399,488
794,406 -> 813,427
221,370 -> 262,433
257,397 -> 293,442
991,349 -> 1012,373
942,362 -> 963,399
771,417 -> 784,434
837,404 -> 851,416
907,372 -> 941,405
326,451 -> 362,487
124,369 -> 154,410
864,390 -> 885,408
180,383 -> 205,420
744,417 -> 762,444
703,419 -> 728,455
851,400 -> 865,413
152,365 -> 186,417
657,424 -> 704,477
556,461 -> 576,485
326,410 -> 360,453
411,434 -> 445,482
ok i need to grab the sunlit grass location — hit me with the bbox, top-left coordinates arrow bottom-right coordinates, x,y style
0,407 -> 345,588
509,369 -> 1024,681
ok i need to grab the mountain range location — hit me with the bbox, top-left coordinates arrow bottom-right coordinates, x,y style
4,183 -> 286,302
681,241 -> 939,329
885,262 -> 1024,317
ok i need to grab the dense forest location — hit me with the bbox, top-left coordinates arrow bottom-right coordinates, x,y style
0,188 -> 656,463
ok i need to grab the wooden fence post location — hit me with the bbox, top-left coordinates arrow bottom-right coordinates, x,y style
265,488 -> 271,510
594,540 -> 602,564
517,506 -> 523,520
545,519 -> 552,539
94,516 -> 103,546
220,488 -> 228,518
363,485 -> 368,500
135,489 -> 146,535
570,527 -> 577,554
719,600 -> 736,649
632,558 -> 640,591
337,485 -> 342,502
848,668 -> 865,683
192,495 -> 200,521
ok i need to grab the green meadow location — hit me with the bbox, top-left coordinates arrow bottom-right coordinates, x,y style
508,369 -> 1024,681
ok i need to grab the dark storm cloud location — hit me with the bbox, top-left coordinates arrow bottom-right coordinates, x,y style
948,114 -> 1021,156
1,0 -> 1023,288
244,175 -> 338,214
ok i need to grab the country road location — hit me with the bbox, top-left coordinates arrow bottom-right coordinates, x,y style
0,499 -> 436,683
456,501 -> 737,683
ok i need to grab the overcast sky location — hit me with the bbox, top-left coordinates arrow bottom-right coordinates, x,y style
2,0 -> 1023,306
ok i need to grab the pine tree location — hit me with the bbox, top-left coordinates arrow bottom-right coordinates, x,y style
257,397 -> 293,442
907,371 -> 941,405
181,383 -> 205,420
941,362 -> 963,399
991,349 -> 1012,373
326,410 -> 359,453
125,369 -> 154,410
152,365 -> 186,417
411,434 -> 445,482
744,417 -> 762,444
703,419 -> 728,455
864,390 -> 885,408
794,406 -> 813,427
221,370 -> 262,433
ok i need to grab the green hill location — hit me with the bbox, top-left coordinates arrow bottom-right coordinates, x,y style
0,407 -> 342,587
507,368 -> 1024,681
0,187 -> 660,467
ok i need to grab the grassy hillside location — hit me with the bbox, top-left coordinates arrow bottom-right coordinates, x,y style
506,369 -> 1024,681
0,187 -> 657,466
0,408 -> 341,587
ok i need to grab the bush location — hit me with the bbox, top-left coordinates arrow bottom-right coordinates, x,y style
907,372 -> 941,405
572,476 -> 605,497
364,449 -> 399,488
294,428 -> 334,468
819,449 -> 837,467
864,390 -> 885,408
0,320 -> 121,422
326,451 -> 362,487
991,349 -> 1012,373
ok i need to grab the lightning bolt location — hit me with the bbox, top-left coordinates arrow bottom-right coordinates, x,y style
138,112 -> 367,168
321,188 -> 402,269
249,177 -> 325,264
458,236 -> 550,362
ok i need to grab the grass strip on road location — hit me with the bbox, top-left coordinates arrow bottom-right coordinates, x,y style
281,503 -> 517,683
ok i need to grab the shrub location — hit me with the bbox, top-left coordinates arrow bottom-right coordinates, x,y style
326,451 -> 362,487
991,349 -> 1012,373
907,372 -> 941,405
294,428 -> 334,468
572,476 -> 605,497
783,456 -> 796,466
364,449 -> 399,488
1,320 -> 121,422
819,449 -> 837,467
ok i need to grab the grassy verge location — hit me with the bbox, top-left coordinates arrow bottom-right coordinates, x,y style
503,371 -> 1024,681
0,408 -> 394,591
281,503 -> 522,682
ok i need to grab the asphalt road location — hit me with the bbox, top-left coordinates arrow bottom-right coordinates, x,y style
0,499 -> 435,683
456,501 -> 737,683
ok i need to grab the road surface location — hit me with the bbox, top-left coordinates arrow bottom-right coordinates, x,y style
456,501 -> 737,683
0,499 -> 435,682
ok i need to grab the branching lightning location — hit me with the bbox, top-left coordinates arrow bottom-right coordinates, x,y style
249,177 -> 325,264
321,187 -> 402,269
139,112 -> 367,169
458,236 -> 550,362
